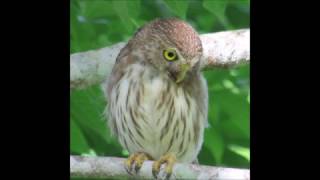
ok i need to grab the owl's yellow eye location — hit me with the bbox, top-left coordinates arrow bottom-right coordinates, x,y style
163,48 -> 178,61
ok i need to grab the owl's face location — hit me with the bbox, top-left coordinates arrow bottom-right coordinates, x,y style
155,44 -> 202,83
132,18 -> 203,83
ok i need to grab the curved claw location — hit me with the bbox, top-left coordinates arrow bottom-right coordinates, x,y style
125,153 -> 139,173
152,153 -> 177,179
124,152 -> 152,175
152,160 -> 161,178
134,153 -> 150,173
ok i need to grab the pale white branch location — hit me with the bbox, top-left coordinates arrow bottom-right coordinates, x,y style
70,155 -> 250,179
70,29 -> 250,90
200,29 -> 250,69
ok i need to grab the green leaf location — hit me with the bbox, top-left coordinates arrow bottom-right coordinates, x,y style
70,2 -> 81,53
228,144 -> 250,161
204,128 -> 224,164
112,0 -> 141,33
71,86 -> 110,140
195,13 -> 217,33
203,0 -> 233,29
81,149 -> 98,157
71,0 -> 99,52
204,67 -> 249,167
226,1 -> 250,29
70,85 -> 119,155
80,1 -> 116,18
215,90 -> 250,138
163,0 -> 189,19
203,0 -> 227,17
70,118 -> 90,154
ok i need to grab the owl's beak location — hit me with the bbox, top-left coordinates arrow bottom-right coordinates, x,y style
175,64 -> 191,83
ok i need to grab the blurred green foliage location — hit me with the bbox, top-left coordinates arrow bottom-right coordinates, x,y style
70,0 -> 250,172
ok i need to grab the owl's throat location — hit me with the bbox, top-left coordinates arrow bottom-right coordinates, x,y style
169,64 -> 191,84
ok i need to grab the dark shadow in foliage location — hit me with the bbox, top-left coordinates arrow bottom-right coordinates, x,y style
198,145 -> 217,166
223,148 -> 250,169
81,126 -> 124,157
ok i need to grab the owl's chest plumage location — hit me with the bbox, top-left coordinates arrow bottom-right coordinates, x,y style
107,63 -> 208,163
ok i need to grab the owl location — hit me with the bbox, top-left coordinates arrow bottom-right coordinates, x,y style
103,18 -> 208,179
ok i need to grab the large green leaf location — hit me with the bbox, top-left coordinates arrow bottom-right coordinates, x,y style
203,67 -> 249,167
216,90 -> 250,138
226,1 -> 250,29
228,144 -> 250,161
163,0 -> 189,19
112,0 -> 141,33
204,67 -> 250,139
70,86 -> 108,141
80,1 -> 117,18
70,117 -> 90,154
204,127 -> 224,164
203,0 -> 233,29
70,85 -> 121,155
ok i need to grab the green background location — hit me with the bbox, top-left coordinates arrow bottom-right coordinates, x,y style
70,0 -> 250,174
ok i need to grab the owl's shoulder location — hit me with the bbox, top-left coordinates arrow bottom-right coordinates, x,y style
104,44 -> 135,96
183,73 -> 209,127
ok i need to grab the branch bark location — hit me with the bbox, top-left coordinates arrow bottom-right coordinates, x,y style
70,29 -> 250,90
70,155 -> 250,179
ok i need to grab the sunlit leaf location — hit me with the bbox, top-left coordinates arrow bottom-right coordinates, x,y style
81,149 -> 98,157
228,144 -> 250,161
122,149 -> 129,156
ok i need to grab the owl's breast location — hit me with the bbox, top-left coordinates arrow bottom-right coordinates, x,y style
108,63 -> 207,163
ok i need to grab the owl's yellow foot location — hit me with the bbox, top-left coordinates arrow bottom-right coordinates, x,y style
152,153 -> 177,179
125,152 -> 152,174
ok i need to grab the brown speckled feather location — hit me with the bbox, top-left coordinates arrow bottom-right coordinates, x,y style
103,18 -> 208,163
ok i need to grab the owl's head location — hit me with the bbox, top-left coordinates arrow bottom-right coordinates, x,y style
131,18 -> 203,83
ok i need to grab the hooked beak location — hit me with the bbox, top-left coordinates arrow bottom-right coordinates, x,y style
172,64 -> 191,84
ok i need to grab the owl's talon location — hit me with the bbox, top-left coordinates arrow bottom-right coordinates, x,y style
152,160 -> 161,178
124,152 -> 151,175
164,167 -> 173,180
152,153 -> 176,179
125,166 -> 134,175
165,173 -> 172,180
125,153 -> 138,172
134,154 -> 145,173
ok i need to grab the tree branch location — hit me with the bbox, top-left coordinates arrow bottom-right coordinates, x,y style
70,155 -> 250,179
200,29 -> 249,69
70,29 -> 250,90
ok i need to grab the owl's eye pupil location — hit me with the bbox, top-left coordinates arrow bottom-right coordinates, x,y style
163,48 -> 178,61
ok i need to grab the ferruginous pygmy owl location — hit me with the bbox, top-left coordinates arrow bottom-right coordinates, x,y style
103,18 -> 208,179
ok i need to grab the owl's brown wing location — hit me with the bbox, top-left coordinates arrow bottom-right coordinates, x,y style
186,72 -> 209,128
101,43 -> 139,138
199,75 -> 209,128
103,43 -> 136,98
